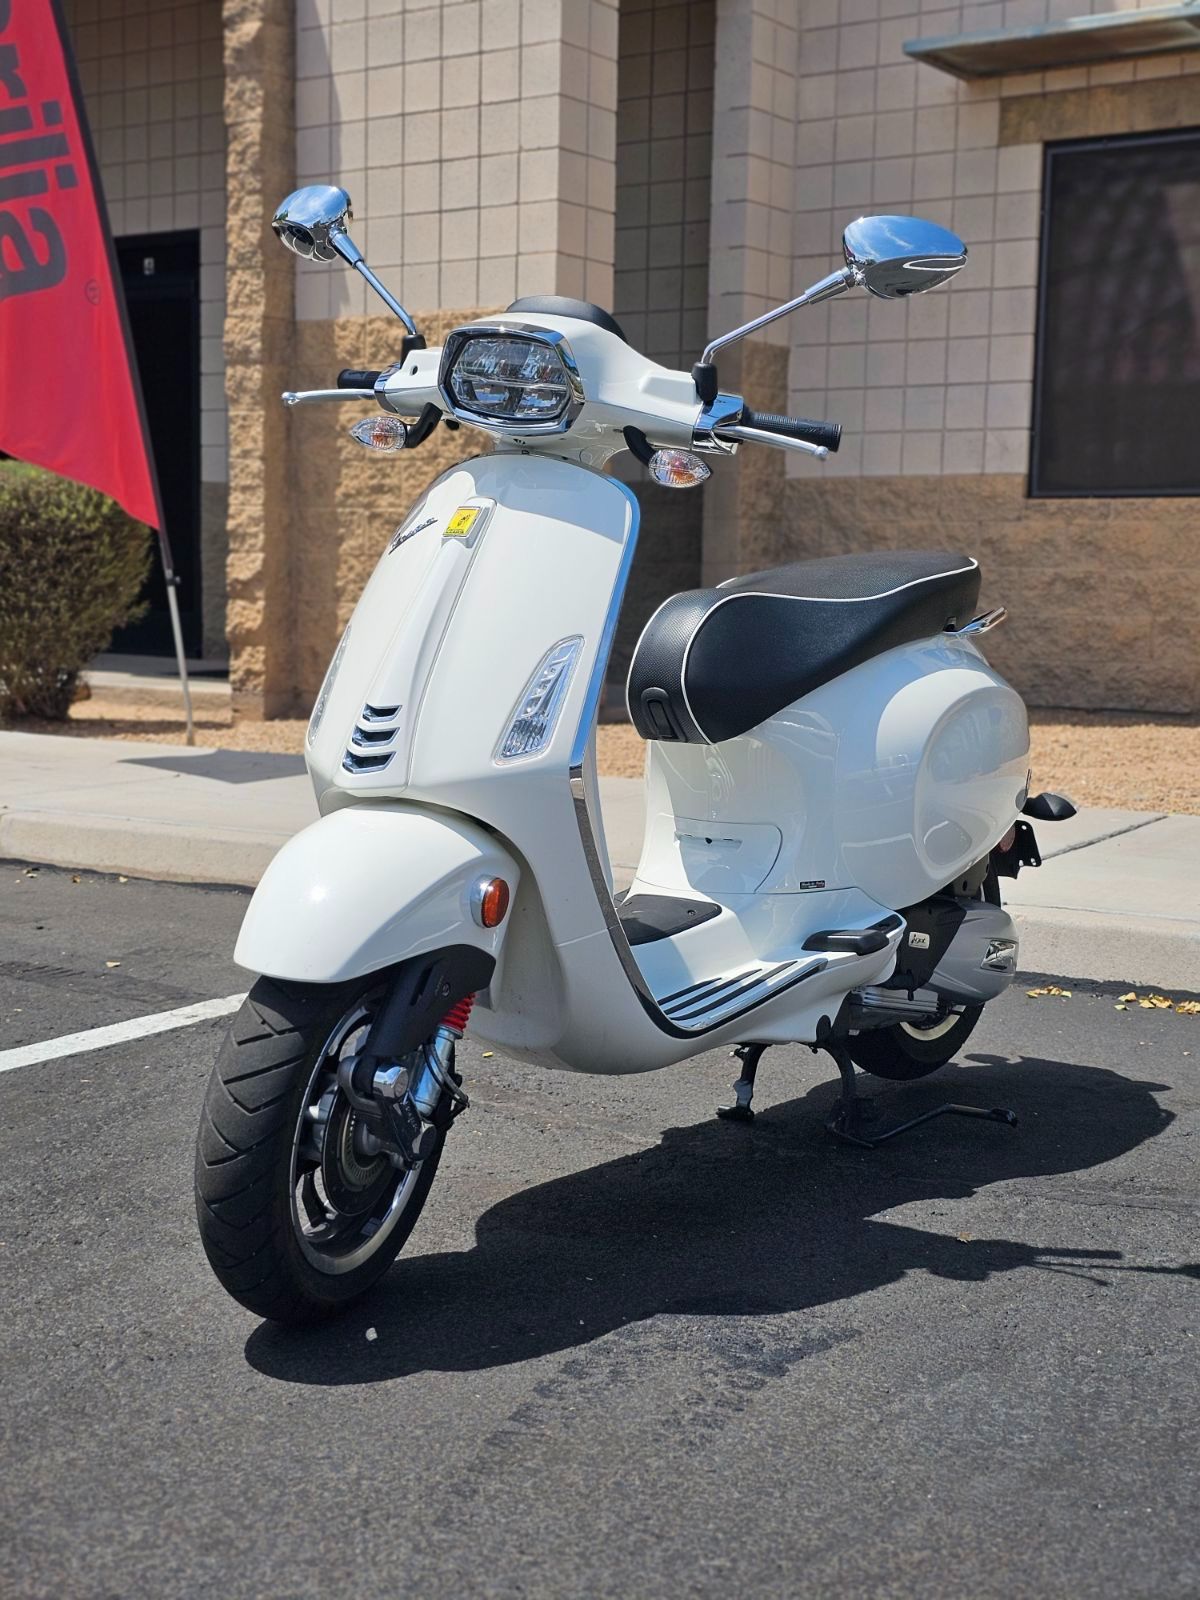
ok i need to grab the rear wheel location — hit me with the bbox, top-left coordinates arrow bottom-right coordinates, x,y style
847,870 -> 1000,1082
848,1001 -> 983,1080
194,974 -> 445,1325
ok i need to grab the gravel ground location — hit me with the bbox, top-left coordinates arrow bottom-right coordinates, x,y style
6,697 -> 1199,814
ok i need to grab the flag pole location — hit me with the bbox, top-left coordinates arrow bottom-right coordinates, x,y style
51,0 -> 195,745
160,539 -> 195,747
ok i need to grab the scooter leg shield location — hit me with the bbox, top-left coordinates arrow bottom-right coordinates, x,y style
234,802 -> 519,984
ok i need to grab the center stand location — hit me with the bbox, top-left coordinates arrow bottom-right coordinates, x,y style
816,1018 -> 1017,1148
716,1023 -> 1018,1147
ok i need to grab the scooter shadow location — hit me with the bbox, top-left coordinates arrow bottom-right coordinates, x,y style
245,1054 -> 1189,1386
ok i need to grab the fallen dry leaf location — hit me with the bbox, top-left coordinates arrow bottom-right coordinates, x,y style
1115,1003 -> 1128,1011
105,961 -> 121,969
481,1051 -> 494,1058
957,1233 -> 974,1243
1027,984 -> 1071,1000
1119,992 -> 1138,1003
1177,1001 -> 1200,1016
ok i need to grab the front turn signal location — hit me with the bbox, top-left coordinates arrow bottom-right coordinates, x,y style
472,876 -> 510,929
349,414 -> 408,452
649,448 -> 711,489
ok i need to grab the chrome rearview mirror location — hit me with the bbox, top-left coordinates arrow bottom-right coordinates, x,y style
695,211 -> 966,401
272,184 -> 419,336
273,184 -> 356,263
842,214 -> 967,299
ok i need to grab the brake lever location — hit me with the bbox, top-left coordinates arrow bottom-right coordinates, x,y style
281,388 -> 375,406
715,423 -> 829,460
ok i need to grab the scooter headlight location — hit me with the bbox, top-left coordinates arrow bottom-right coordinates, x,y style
440,326 -> 584,434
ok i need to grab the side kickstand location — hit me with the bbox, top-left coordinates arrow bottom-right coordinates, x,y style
717,1043 -> 767,1123
821,1034 -> 1017,1148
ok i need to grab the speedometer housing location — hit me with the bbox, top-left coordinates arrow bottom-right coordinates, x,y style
438,323 -> 585,436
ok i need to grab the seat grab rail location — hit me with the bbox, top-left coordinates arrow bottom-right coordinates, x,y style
946,607 -> 1007,636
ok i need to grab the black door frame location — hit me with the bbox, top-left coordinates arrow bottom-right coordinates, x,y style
111,229 -> 203,656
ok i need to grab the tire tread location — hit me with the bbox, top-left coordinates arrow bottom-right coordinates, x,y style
194,974 -> 443,1326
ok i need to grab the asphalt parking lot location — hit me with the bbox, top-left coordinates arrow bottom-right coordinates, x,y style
2,863 -> 1198,1599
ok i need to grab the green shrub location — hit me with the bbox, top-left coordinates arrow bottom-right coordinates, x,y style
0,463 -> 153,720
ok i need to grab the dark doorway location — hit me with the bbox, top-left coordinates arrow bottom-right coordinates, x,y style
111,231 -> 202,655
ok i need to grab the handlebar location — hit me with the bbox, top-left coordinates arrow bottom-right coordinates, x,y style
338,368 -> 384,390
738,408 -> 840,453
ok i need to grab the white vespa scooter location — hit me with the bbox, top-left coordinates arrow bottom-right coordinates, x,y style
195,188 -> 1074,1324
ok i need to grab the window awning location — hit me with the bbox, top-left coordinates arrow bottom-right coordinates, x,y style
905,3 -> 1200,79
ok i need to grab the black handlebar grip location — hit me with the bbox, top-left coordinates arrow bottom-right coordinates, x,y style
741,408 -> 841,453
337,368 -> 383,390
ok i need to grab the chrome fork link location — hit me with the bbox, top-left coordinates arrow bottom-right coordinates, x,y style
411,1025 -> 470,1127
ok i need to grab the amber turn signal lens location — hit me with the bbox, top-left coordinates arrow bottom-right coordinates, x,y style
477,877 -> 510,928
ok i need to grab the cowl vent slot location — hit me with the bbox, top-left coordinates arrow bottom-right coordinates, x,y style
342,749 -> 395,774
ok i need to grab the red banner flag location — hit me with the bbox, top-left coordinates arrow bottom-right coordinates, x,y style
0,0 -> 161,530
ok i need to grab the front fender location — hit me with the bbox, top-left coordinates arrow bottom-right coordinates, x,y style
234,803 -> 520,984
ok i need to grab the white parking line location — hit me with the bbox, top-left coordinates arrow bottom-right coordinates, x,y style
0,993 -> 248,1075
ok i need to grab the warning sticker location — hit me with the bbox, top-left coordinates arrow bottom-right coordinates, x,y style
444,506 -> 483,538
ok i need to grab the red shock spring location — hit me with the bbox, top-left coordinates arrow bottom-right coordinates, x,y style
442,993 -> 476,1034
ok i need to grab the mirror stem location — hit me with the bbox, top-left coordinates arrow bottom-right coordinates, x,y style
700,267 -> 854,367
331,229 -> 418,336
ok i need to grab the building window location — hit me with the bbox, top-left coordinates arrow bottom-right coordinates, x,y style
1031,128 -> 1200,498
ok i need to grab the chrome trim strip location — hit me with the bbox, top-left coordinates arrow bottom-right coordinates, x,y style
566,479 -> 829,1036
665,960 -> 823,1030
660,969 -> 757,1008
569,478 -> 643,774
569,773 -> 828,1037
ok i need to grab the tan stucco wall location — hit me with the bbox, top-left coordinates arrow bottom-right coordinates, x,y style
223,0 -> 295,715
770,476 -> 1200,714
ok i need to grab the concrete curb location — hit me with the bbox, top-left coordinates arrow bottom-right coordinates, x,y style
0,810 -> 281,889
3,804 -> 1197,991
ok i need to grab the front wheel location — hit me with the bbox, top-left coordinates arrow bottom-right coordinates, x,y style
194,975 -> 445,1324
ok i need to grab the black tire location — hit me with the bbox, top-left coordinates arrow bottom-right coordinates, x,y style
847,871 -> 1000,1082
847,1002 -> 983,1080
194,974 -> 444,1325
